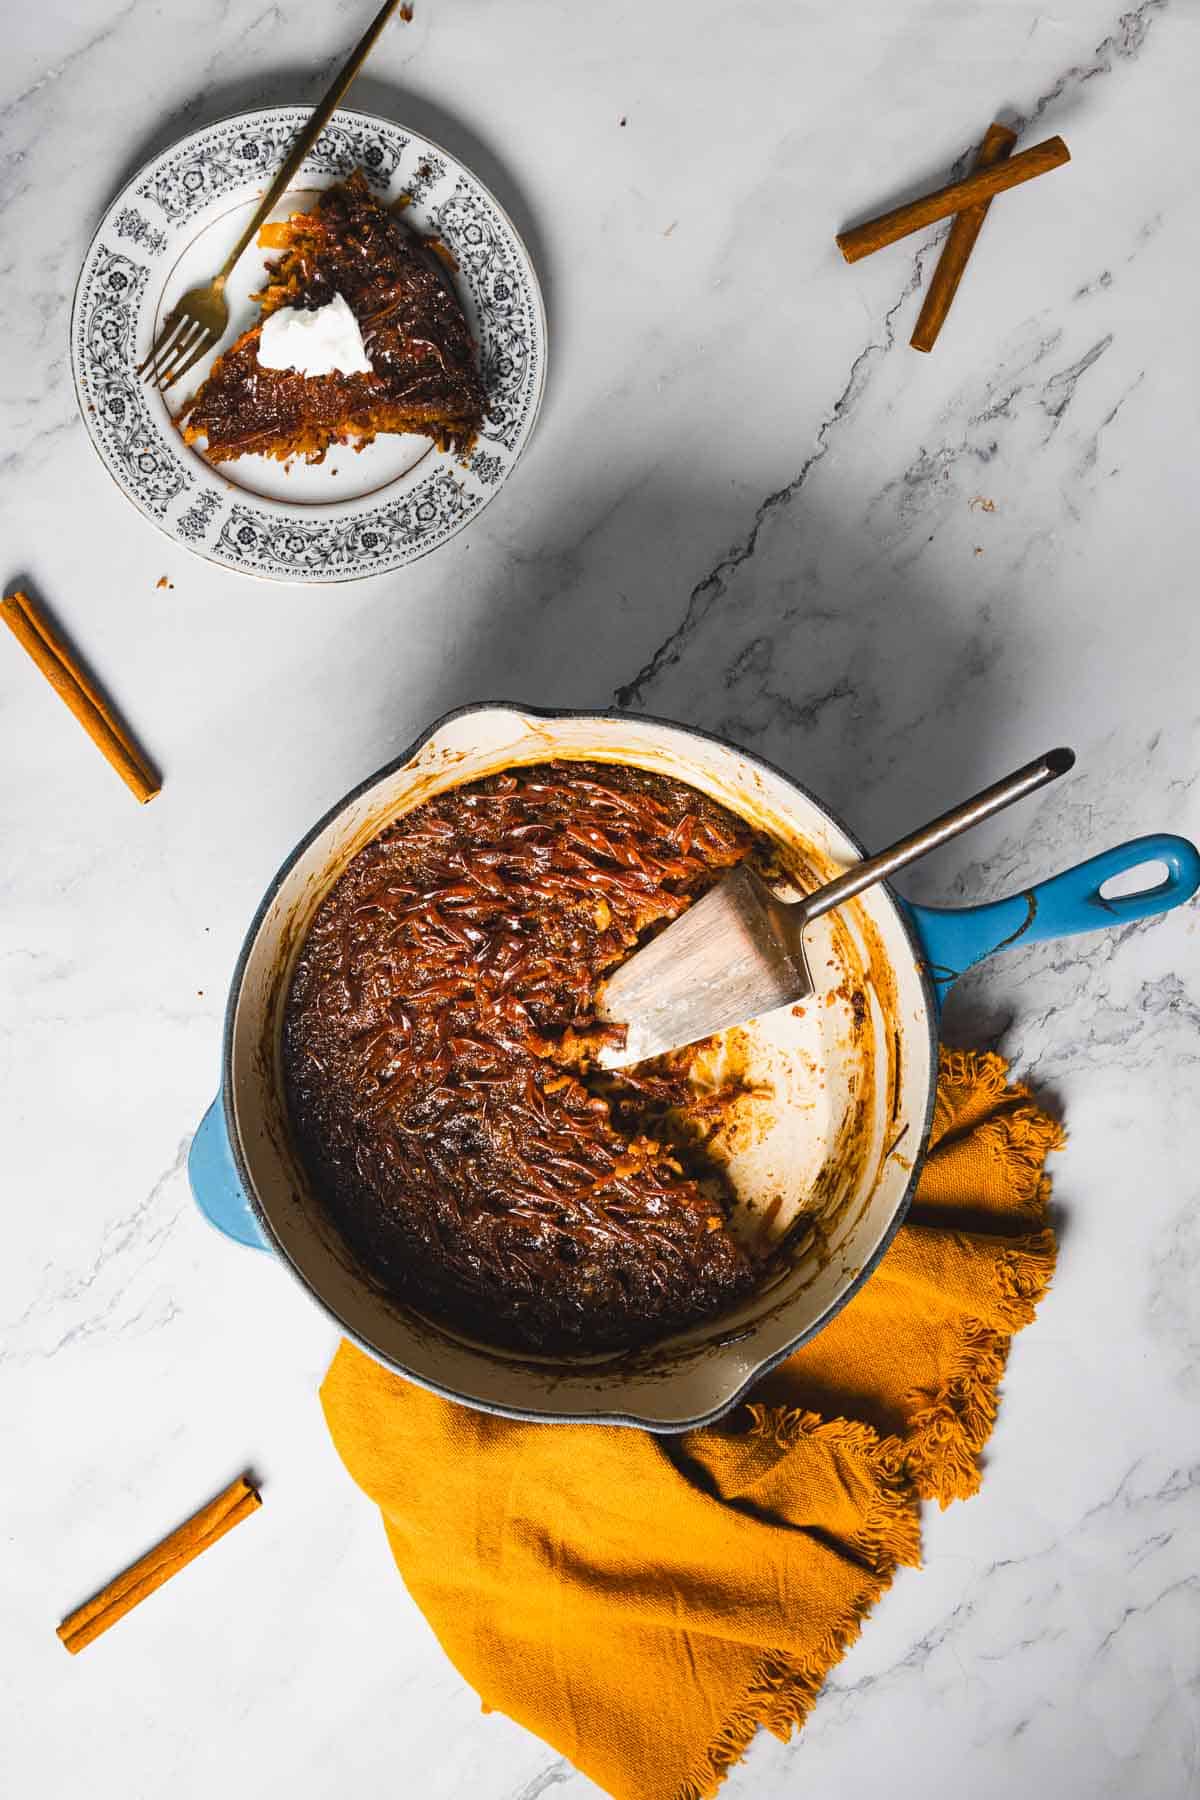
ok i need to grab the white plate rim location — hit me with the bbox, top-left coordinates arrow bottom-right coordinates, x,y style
69,104 -> 547,585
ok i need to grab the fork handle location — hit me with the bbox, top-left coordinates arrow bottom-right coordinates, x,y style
217,0 -> 408,283
798,748 -> 1076,924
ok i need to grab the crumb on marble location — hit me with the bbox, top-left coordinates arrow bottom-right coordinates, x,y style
974,546 -> 984,556
155,575 -> 174,589
664,220 -> 678,237
969,495 -> 996,513
399,3 -> 414,19
619,116 -> 627,127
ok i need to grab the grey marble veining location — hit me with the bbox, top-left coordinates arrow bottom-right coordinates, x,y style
1,1 -> 1197,1796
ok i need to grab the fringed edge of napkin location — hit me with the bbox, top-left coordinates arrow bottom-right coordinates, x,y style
932,1050 -> 1064,1207
678,1049 -> 1063,1799
677,1412 -> 921,1800
902,1225 -> 1056,1506
908,1051 -> 1063,1506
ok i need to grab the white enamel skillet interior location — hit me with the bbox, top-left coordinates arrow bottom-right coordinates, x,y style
190,704 -> 1200,1430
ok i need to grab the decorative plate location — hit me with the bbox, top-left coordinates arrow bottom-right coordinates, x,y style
70,106 -> 546,583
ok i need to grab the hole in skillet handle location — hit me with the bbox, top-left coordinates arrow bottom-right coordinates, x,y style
1099,860 -> 1171,902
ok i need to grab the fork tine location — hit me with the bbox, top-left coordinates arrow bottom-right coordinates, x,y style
143,318 -> 202,389
137,313 -> 186,382
148,318 -> 206,390
151,318 -> 205,385
155,325 -> 215,392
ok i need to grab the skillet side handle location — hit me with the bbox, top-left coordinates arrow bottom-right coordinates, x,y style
906,833 -> 1200,1011
188,1097 -> 271,1250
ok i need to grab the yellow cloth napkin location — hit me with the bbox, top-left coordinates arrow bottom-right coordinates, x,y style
321,1050 -> 1061,1799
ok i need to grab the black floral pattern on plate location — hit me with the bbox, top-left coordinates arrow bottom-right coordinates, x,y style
113,207 -> 168,257
176,488 -> 223,543
467,449 -> 505,486
74,248 -> 192,518
433,181 -> 540,454
214,470 -> 481,575
401,150 -> 449,206
137,115 -> 405,223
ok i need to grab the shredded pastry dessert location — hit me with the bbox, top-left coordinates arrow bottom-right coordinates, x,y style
283,762 -> 764,1354
179,170 -> 485,464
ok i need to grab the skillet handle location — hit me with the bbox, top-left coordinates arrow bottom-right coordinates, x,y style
188,1097 -> 270,1250
906,833 -> 1200,1011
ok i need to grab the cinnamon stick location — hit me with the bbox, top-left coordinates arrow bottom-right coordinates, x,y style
911,123 -> 1017,352
1,590 -> 160,804
836,134 -> 1069,264
57,1475 -> 261,1654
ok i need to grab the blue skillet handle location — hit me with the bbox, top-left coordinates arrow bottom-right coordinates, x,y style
188,1097 -> 270,1250
906,833 -> 1200,1013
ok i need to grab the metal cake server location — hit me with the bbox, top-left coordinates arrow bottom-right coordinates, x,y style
596,746 -> 1075,1067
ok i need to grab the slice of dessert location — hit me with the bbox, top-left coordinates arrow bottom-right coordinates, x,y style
179,170 -> 486,465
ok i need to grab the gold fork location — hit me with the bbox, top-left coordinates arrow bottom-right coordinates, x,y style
139,0 -> 408,392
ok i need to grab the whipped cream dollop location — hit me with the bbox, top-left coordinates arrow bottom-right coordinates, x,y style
257,291 -> 373,378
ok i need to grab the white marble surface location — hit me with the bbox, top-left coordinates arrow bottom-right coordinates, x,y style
2,1 -> 1198,1794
